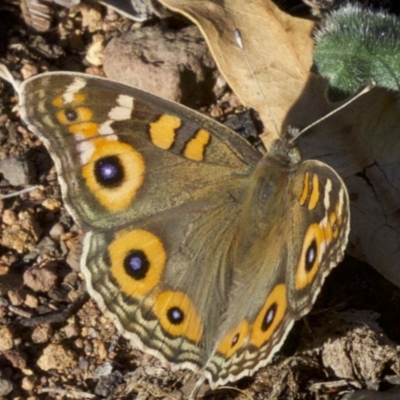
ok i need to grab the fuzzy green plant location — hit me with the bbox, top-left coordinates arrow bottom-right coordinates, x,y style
314,4 -> 400,100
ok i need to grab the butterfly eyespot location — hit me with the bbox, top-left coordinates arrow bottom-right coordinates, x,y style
251,284 -> 286,347
216,320 -> 249,357
94,155 -> 125,188
295,224 -> 324,289
231,333 -> 239,346
124,249 -> 149,280
305,239 -> 317,271
167,306 -> 185,325
65,108 -> 77,121
154,291 -> 203,342
109,229 -> 166,297
81,139 -> 145,211
261,303 -> 277,331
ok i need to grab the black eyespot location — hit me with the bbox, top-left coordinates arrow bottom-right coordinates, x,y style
124,249 -> 149,280
231,333 -> 239,347
94,155 -> 124,187
167,307 -> 184,325
261,303 -> 277,332
65,108 -> 77,121
305,239 -> 317,272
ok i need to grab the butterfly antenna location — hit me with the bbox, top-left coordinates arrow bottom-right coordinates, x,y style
289,83 -> 375,143
233,29 -> 280,137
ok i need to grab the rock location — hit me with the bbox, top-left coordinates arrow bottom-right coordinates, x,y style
1,212 -> 41,254
41,198 -> 62,212
103,25 -> 217,107
23,266 -> 58,292
37,344 -> 77,371
49,222 -> 65,241
24,293 -> 39,308
0,157 -> 31,186
2,210 -> 17,226
32,324 -> 53,344
0,377 -> 13,396
0,325 -> 13,351
21,376 -> 35,391
3,349 -> 27,370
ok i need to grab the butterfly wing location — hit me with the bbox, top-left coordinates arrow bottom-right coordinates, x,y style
204,156 -> 350,387
19,73 -> 260,230
19,72 -> 261,370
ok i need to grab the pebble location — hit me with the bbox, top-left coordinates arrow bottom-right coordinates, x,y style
0,325 -> 13,351
0,157 -> 30,186
37,344 -> 77,371
23,266 -> 58,292
24,293 -> 39,308
0,377 -> 13,396
32,324 -> 53,344
3,349 -> 27,369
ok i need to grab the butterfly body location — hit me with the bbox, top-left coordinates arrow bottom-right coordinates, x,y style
18,72 -> 349,389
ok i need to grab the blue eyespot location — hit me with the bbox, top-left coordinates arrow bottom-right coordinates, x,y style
124,249 -> 149,280
305,240 -> 317,272
94,155 -> 124,187
167,306 -> 184,325
65,108 -> 77,121
261,303 -> 277,331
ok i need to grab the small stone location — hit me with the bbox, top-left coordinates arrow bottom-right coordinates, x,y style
7,290 -> 24,306
24,293 -> 39,308
3,349 -> 27,369
48,222 -> 65,241
0,325 -> 13,351
0,377 -> 13,396
0,260 -> 9,275
0,157 -> 30,186
42,198 -> 62,211
210,106 -> 224,118
19,211 -> 42,239
21,376 -> 35,391
32,324 -> 53,344
96,341 -> 107,360
37,344 -> 77,371
20,64 -> 39,80
1,225 -> 33,254
23,267 -> 57,292
2,210 -> 17,225
1,212 -> 41,253
81,4 -> 103,32
63,322 -> 79,339
63,271 -> 78,287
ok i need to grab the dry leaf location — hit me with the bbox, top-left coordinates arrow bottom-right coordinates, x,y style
159,0 -> 316,146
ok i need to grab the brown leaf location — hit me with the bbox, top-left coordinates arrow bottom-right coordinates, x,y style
159,0 -> 315,145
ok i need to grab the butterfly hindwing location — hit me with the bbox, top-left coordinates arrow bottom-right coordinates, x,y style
203,156 -> 349,387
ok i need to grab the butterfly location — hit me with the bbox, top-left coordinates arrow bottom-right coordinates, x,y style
14,70 -> 349,392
